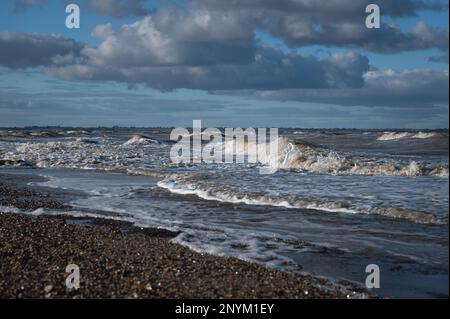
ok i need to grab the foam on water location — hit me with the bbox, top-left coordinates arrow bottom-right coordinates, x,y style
377,131 -> 443,141
157,179 -> 446,224
1,131 -> 447,177
218,136 -> 448,176
124,134 -> 159,145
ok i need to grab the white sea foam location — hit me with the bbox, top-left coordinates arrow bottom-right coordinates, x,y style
124,134 -> 159,145
219,137 -> 447,176
1,134 -> 447,177
157,179 -> 445,224
4,137 -> 162,170
411,132 -> 439,139
0,205 -> 136,223
219,136 -> 344,173
377,131 -> 441,141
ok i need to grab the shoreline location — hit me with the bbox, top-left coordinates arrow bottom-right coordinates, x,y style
0,213 -> 363,299
0,172 -> 365,299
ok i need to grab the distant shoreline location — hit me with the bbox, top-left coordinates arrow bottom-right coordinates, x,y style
1,127 -> 449,132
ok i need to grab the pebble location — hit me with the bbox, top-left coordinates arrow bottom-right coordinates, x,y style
44,285 -> 53,294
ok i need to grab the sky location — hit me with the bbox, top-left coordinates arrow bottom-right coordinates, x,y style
0,0 -> 449,128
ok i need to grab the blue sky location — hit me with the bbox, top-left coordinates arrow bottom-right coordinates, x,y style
0,0 -> 448,128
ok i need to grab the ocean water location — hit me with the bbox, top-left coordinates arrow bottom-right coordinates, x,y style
0,128 -> 448,298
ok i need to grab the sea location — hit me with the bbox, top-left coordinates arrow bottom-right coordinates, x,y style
0,127 -> 448,298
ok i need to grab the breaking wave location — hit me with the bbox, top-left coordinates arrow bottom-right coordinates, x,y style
123,134 -> 159,145
1,135 -> 165,170
1,134 -> 447,177
377,131 -> 444,141
219,137 -> 448,177
157,179 -> 446,225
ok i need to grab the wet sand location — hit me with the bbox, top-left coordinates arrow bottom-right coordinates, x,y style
0,172 -> 364,299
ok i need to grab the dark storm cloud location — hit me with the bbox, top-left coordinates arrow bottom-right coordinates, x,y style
11,0 -> 448,54
190,0 -> 448,18
255,69 -> 449,108
264,19 -> 448,53
84,0 -> 449,55
42,7 -> 369,91
0,32 -> 84,69
47,49 -> 369,91
13,0 -> 152,17
190,0 -> 449,53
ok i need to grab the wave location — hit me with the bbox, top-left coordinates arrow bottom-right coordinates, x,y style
0,205 -> 135,223
66,130 -> 90,136
126,168 -> 207,182
411,132 -> 441,139
157,179 -> 446,225
1,137 -> 164,170
219,137 -> 448,177
348,161 -> 449,177
0,159 -> 30,167
0,129 -> 91,138
219,137 -> 344,173
123,134 -> 159,145
377,131 -> 443,141
1,135 -> 447,177
75,137 -> 100,144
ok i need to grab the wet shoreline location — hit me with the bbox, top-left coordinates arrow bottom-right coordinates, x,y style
0,171 -> 363,299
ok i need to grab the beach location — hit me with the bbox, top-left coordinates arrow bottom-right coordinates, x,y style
0,173 -> 357,299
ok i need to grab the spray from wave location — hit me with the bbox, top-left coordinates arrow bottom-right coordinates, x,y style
219,137 -> 448,177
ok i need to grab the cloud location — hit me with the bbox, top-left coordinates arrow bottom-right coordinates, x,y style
0,87 -> 228,127
39,7 -> 369,91
14,0 -> 46,12
0,32 -> 84,69
2,81 -> 446,128
255,69 -> 449,108
428,53 -> 449,63
191,0 -> 448,18
190,0 -> 449,53
85,1 -> 448,54
264,19 -> 448,53
82,11 -> 256,67
14,0 -> 447,54
86,0 -> 154,18
1,2 -> 446,110
47,48 -> 369,91
13,0 -> 153,17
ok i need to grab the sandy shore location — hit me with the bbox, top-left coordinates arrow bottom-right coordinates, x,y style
0,172 -> 364,299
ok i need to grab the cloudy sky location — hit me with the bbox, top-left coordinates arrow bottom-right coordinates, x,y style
0,0 -> 448,128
